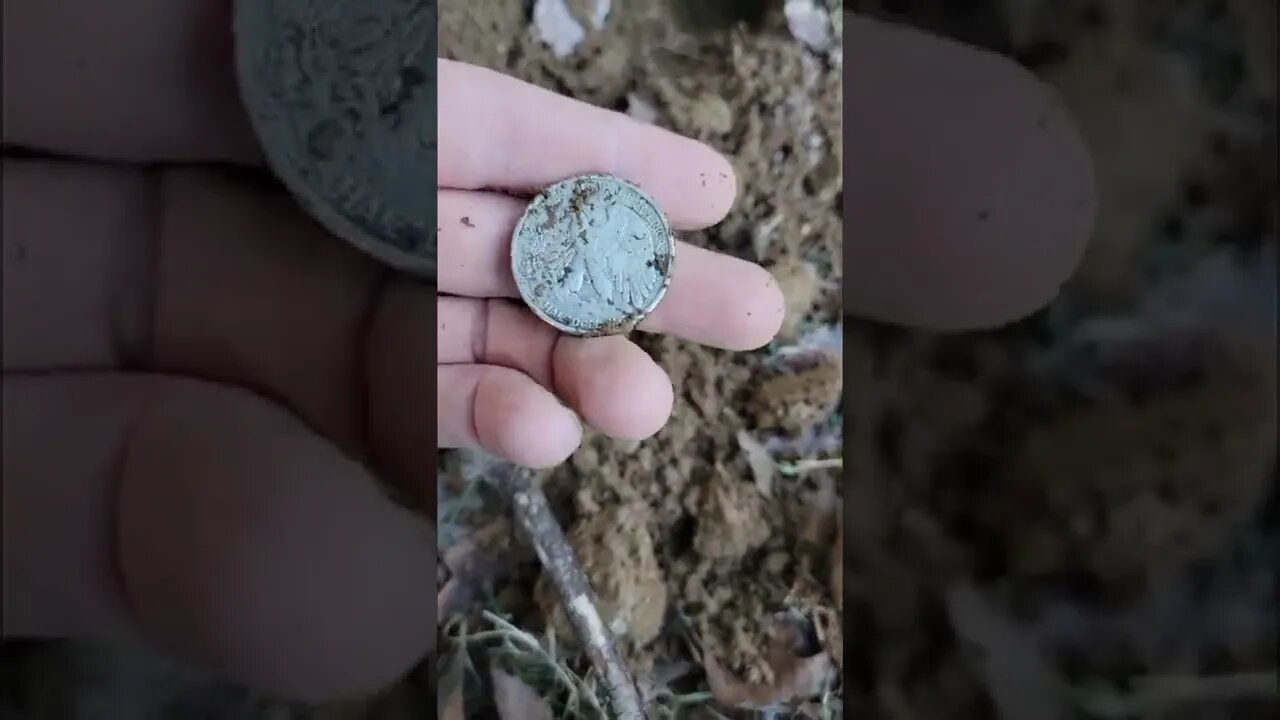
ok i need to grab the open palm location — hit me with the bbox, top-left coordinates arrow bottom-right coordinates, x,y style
435,60 -> 785,469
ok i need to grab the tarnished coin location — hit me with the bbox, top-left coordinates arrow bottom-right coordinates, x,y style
512,175 -> 676,337
232,1 -> 436,279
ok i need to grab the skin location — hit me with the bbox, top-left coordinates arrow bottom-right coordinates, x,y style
437,60 -> 782,468
1,0 -> 1093,705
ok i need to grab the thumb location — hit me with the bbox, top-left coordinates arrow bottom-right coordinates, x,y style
2,372 -> 434,701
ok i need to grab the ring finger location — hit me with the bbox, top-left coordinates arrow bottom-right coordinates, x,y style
437,189 -> 785,351
437,296 -> 675,449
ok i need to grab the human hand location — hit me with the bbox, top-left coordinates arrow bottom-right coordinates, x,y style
3,0 -> 438,703
435,59 -> 785,469
436,14 -> 1100,470
1,2 -> 1094,709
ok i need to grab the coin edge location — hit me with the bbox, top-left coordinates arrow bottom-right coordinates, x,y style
231,0 -> 437,281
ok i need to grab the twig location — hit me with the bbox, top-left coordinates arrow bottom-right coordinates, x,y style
777,457 -> 843,476
1077,670 -> 1279,718
487,462 -> 647,720
1133,670 -> 1278,704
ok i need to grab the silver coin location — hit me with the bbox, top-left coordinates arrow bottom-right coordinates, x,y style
511,175 -> 676,337
233,0 -> 436,279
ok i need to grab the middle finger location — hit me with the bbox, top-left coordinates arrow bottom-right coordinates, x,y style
438,189 -> 785,350
437,296 -> 674,441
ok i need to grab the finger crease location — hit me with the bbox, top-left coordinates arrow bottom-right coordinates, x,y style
108,395 -> 150,633
467,370 -> 485,449
106,163 -> 162,369
140,169 -> 164,367
548,332 -> 567,398
356,267 -> 393,457
473,298 -> 493,363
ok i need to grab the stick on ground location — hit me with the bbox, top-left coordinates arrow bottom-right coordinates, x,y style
488,462 -> 647,720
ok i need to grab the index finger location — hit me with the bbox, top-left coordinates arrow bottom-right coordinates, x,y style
3,0 -> 260,164
439,59 -> 737,229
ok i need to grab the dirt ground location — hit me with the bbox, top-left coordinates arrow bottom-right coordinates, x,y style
1,1 -> 1274,719
438,0 -> 845,715
437,1 -> 1276,718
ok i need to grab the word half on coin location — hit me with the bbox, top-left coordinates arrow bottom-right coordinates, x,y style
511,175 -> 677,337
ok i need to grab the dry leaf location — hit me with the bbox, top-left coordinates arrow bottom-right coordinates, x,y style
808,605 -> 843,674
797,472 -> 837,547
702,615 -> 834,711
437,652 -> 466,720
770,255 -> 822,338
532,0 -> 609,59
1233,0 -> 1278,100
626,92 -> 659,124
491,659 -> 554,720
736,430 -> 776,496
946,585 -> 1067,720
831,516 -> 843,612
439,518 -> 527,621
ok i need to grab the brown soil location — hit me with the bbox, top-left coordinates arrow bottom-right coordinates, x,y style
438,1 -> 1276,718
442,0 -> 846,699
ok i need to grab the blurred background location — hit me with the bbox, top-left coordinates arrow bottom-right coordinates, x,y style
837,2 -> 1275,719
3,1 -> 1275,719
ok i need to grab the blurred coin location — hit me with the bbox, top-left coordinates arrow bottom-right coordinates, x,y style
233,0 -> 437,279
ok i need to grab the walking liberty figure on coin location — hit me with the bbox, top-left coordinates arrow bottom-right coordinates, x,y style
512,174 -> 676,337
551,202 -> 659,308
